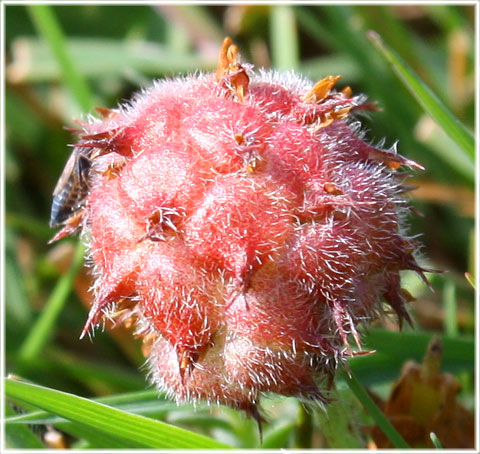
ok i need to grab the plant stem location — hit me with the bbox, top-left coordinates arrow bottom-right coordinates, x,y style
27,4 -> 94,111
443,280 -> 458,337
340,369 -> 410,449
294,402 -> 313,448
270,5 -> 299,70
18,242 -> 85,364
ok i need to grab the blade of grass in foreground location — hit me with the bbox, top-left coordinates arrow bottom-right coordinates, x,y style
340,370 -> 410,449
5,389 -> 174,425
5,404 -> 44,449
5,379 -> 232,449
367,31 -> 475,162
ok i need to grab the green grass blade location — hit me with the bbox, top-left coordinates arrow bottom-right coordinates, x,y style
430,432 -> 443,449
367,30 -> 475,160
315,4 -> 431,174
18,242 -> 85,364
26,4 -> 94,111
46,348 -> 146,392
293,403 -> 312,448
340,370 -> 410,449
425,5 -> 470,34
415,119 -> 474,182
5,408 -> 145,449
355,6 -> 419,72
6,402 -> 181,426
5,379 -> 232,449
261,422 -> 295,448
5,389 -> 169,425
7,38 -> 215,83
6,213 -> 53,240
270,5 -> 299,70
54,421 -> 145,449
362,330 -> 473,363
5,228 -> 33,333
295,6 -> 338,51
348,330 -> 474,386
443,280 -> 458,337
5,404 -> 44,449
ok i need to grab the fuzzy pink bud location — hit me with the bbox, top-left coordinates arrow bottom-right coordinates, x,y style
50,37 -> 430,422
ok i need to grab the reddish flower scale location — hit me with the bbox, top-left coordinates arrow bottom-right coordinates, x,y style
51,38 -> 430,421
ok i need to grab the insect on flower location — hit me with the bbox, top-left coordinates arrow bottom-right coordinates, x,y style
49,109 -> 122,243
50,148 -> 92,228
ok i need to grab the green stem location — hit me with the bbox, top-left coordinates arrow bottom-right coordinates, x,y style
270,5 -> 299,70
294,402 -> 313,448
367,30 -> 474,161
5,379 -> 231,449
430,432 -> 443,449
27,4 -> 94,111
5,403 -> 44,449
340,369 -> 410,449
18,242 -> 85,364
443,280 -> 458,337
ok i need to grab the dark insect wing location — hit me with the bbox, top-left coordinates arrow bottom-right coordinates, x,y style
50,151 -> 77,227
50,178 -> 73,227
52,150 -> 76,197
50,149 -> 92,227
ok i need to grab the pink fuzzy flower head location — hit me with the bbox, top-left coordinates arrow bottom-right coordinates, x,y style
51,37 -> 430,421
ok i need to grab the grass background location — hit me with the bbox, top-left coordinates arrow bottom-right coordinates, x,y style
4,4 -> 475,449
